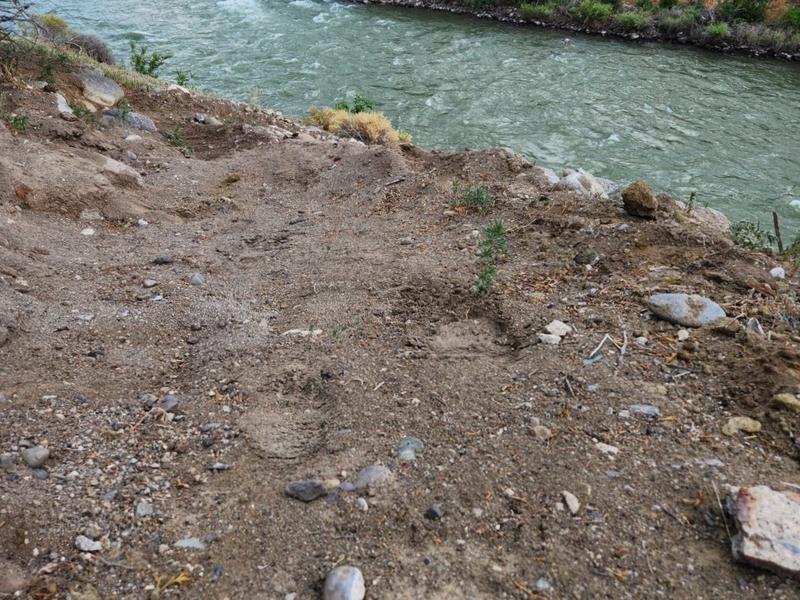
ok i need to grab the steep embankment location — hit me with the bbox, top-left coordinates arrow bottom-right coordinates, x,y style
1,50 -> 800,599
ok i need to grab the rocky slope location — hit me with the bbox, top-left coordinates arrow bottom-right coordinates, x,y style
1,52 -> 800,599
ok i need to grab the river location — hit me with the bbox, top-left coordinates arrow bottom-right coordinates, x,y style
46,0 -> 800,230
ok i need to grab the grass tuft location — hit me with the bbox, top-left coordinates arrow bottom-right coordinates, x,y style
451,179 -> 493,212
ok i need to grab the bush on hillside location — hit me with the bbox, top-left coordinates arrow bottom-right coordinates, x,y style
519,2 -> 556,19
613,10 -> 654,29
575,0 -> 614,21
307,107 -> 407,145
706,21 -> 731,35
70,33 -> 116,64
717,0 -> 769,22
786,6 -> 800,28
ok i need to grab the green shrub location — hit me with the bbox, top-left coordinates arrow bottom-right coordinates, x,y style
451,179 -> 493,212
474,265 -> 497,296
613,10 -> 654,30
334,94 -> 375,114
71,33 -> 116,65
717,0 -> 768,23
6,112 -> 28,133
659,8 -> 701,33
71,103 -> 95,123
575,0 -> 614,22
785,7 -> 800,30
729,220 -> 775,250
130,41 -> 171,77
519,2 -> 555,19
38,63 -> 56,87
478,220 -> 509,262
174,69 -> 192,86
705,22 -> 731,36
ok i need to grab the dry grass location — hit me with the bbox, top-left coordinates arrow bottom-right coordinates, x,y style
307,107 -> 407,145
765,0 -> 788,22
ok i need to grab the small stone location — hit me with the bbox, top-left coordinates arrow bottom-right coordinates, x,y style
573,246 -> 598,266
647,293 -> 726,328
545,320 -> 572,337
190,273 -> 205,286
355,497 -> 368,511
0,453 -> 15,471
595,442 -> 619,456
677,329 -> 690,341
535,578 -> 553,593
773,393 -> 800,413
81,227 -> 96,236
722,416 -> 761,436
75,535 -> 102,553
157,393 -> 179,413
83,524 -> 103,539
153,255 -> 174,265
175,537 -> 207,551
353,465 -> 392,491
136,500 -> 154,517
21,446 -> 49,468
285,479 -> 326,502
628,404 -> 660,418
538,333 -> 561,345
125,134 -> 142,142
728,485 -> 800,577
425,504 -> 445,520
32,468 -> 49,480
396,436 -> 424,462
770,266 -> 786,280
323,566 -> 365,600
143,278 -> 157,288
80,209 -> 103,221
533,425 -> 552,441
562,491 -> 580,515
622,180 -> 658,219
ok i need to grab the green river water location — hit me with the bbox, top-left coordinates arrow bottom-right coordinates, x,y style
48,0 -> 800,229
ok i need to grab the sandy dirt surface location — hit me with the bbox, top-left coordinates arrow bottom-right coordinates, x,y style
1,56 -> 800,599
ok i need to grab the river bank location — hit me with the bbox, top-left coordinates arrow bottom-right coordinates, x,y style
2,41 -> 800,598
352,0 -> 800,60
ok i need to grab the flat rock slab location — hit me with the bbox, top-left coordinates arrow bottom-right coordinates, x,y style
728,485 -> 800,578
648,293 -> 726,328
76,68 -> 124,107
100,109 -> 157,132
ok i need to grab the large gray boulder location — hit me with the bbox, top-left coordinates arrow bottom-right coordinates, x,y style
100,109 -> 157,132
76,68 -> 124,107
648,293 -> 726,328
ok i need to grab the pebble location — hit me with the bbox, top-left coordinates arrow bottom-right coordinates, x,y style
595,442 -> 619,456
21,446 -> 49,468
628,404 -> 660,418
136,500 -> 154,517
677,329 -> 690,341
773,393 -> 800,413
770,266 -> 786,280
153,255 -> 174,265
722,416 -> 761,436
425,503 -> 445,520
32,469 -> 49,480
0,453 -> 15,471
535,578 -> 553,593
143,278 -> 157,288
79,209 -> 103,221
538,333 -> 561,345
175,537 -> 208,551
562,491 -> 580,515
285,479 -> 327,502
75,535 -> 102,553
323,566 -> 365,600
80,227 -> 96,236
533,425 -> 552,441
545,320 -> 572,337
190,273 -> 206,286
353,465 -> 392,491
647,293 -> 726,328
396,436 -> 424,462
157,393 -> 179,413
355,497 -> 369,512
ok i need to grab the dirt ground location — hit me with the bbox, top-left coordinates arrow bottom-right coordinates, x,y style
1,54 -> 800,599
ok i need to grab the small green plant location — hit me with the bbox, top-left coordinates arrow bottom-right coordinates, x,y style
334,94 -> 375,114
729,220 -> 776,250
705,22 -> 731,37
130,41 -> 171,77
71,103 -> 95,123
575,0 -> 614,21
717,0 -> 768,23
165,125 -> 193,155
785,7 -> 800,30
659,8 -> 701,33
519,2 -> 555,19
452,179 -> 493,212
38,63 -> 56,87
478,220 -> 509,262
174,69 -> 192,86
474,265 -> 498,296
7,113 -> 29,133
613,10 -> 653,30
116,97 -> 131,122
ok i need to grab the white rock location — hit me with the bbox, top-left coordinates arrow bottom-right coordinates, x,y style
80,227 -> 95,236
75,535 -> 102,553
533,166 -> 560,187
125,134 -> 143,142
323,566 -> 365,600
562,491 -> 581,515
595,442 -> 619,456
554,168 -> 606,197
545,320 -> 572,337
770,266 -> 786,280
538,333 -> 561,345
728,485 -> 800,577
677,329 -> 690,341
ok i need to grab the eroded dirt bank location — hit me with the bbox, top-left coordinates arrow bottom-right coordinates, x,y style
1,56 -> 800,599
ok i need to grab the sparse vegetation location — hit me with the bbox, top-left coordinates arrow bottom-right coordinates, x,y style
575,0 -> 614,22
175,69 -> 192,86
38,62 -> 55,87
474,220 -> 509,295
6,111 -> 28,132
706,22 -> 731,37
451,179 -> 493,213
729,220 -> 776,250
306,106 -> 408,144
70,33 -> 115,65
71,102 -> 95,123
613,10 -> 653,30
334,94 -> 375,114
165,125 -> 193,155
130,41 -> 171,77
519,2 -> 555,20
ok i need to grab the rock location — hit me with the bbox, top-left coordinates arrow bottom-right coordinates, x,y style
100,156 -> 143,188
722,416 -> 761,436
396,436 -> 424,462
100,109 -> 157,132
533,425 -> 552,441
194,113 -> 223,127
622,180 -> 658,219
143,278 -> 157,288
677,329 -> 690,341
75,535 -> 102,553
628,404 -> 660,418
153,255 -> 174,265
728,485 -> 800,577
81,227 -> 96,236
75,68 -> 124,107
562,491 -> 580,514
0,559 -> 28,594
136,500 -> 154,517
190,273 -> 206,286
355,497 -> 369,511
32,468 -> 49,480
532,166 -> 559,187
595,442 -> 619,456
175,537 -> 208,551
285,479 -> 326,502
425,504 -> 445,520
554,168 -> 606,197
770,266 -> 786,280
596,177 -> 620,196
353,465 -> 392,491
545,320 -> 572,337
83,524 -> 103,540
535,578 -> 553,593
21,446 -> 49,468
746,318 -> 765,337
0,453 -> 14,471
537,333 -> 561,345
647,293 -> 726,328
773,393 -> 800,413
323,566 -> 365,600
56,93 -> 75,120
157,393 -> 179,413
243,123 -> 293,142
80,208 -> 103,221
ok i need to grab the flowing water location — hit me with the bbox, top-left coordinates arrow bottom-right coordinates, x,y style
48,0 -> 800,228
